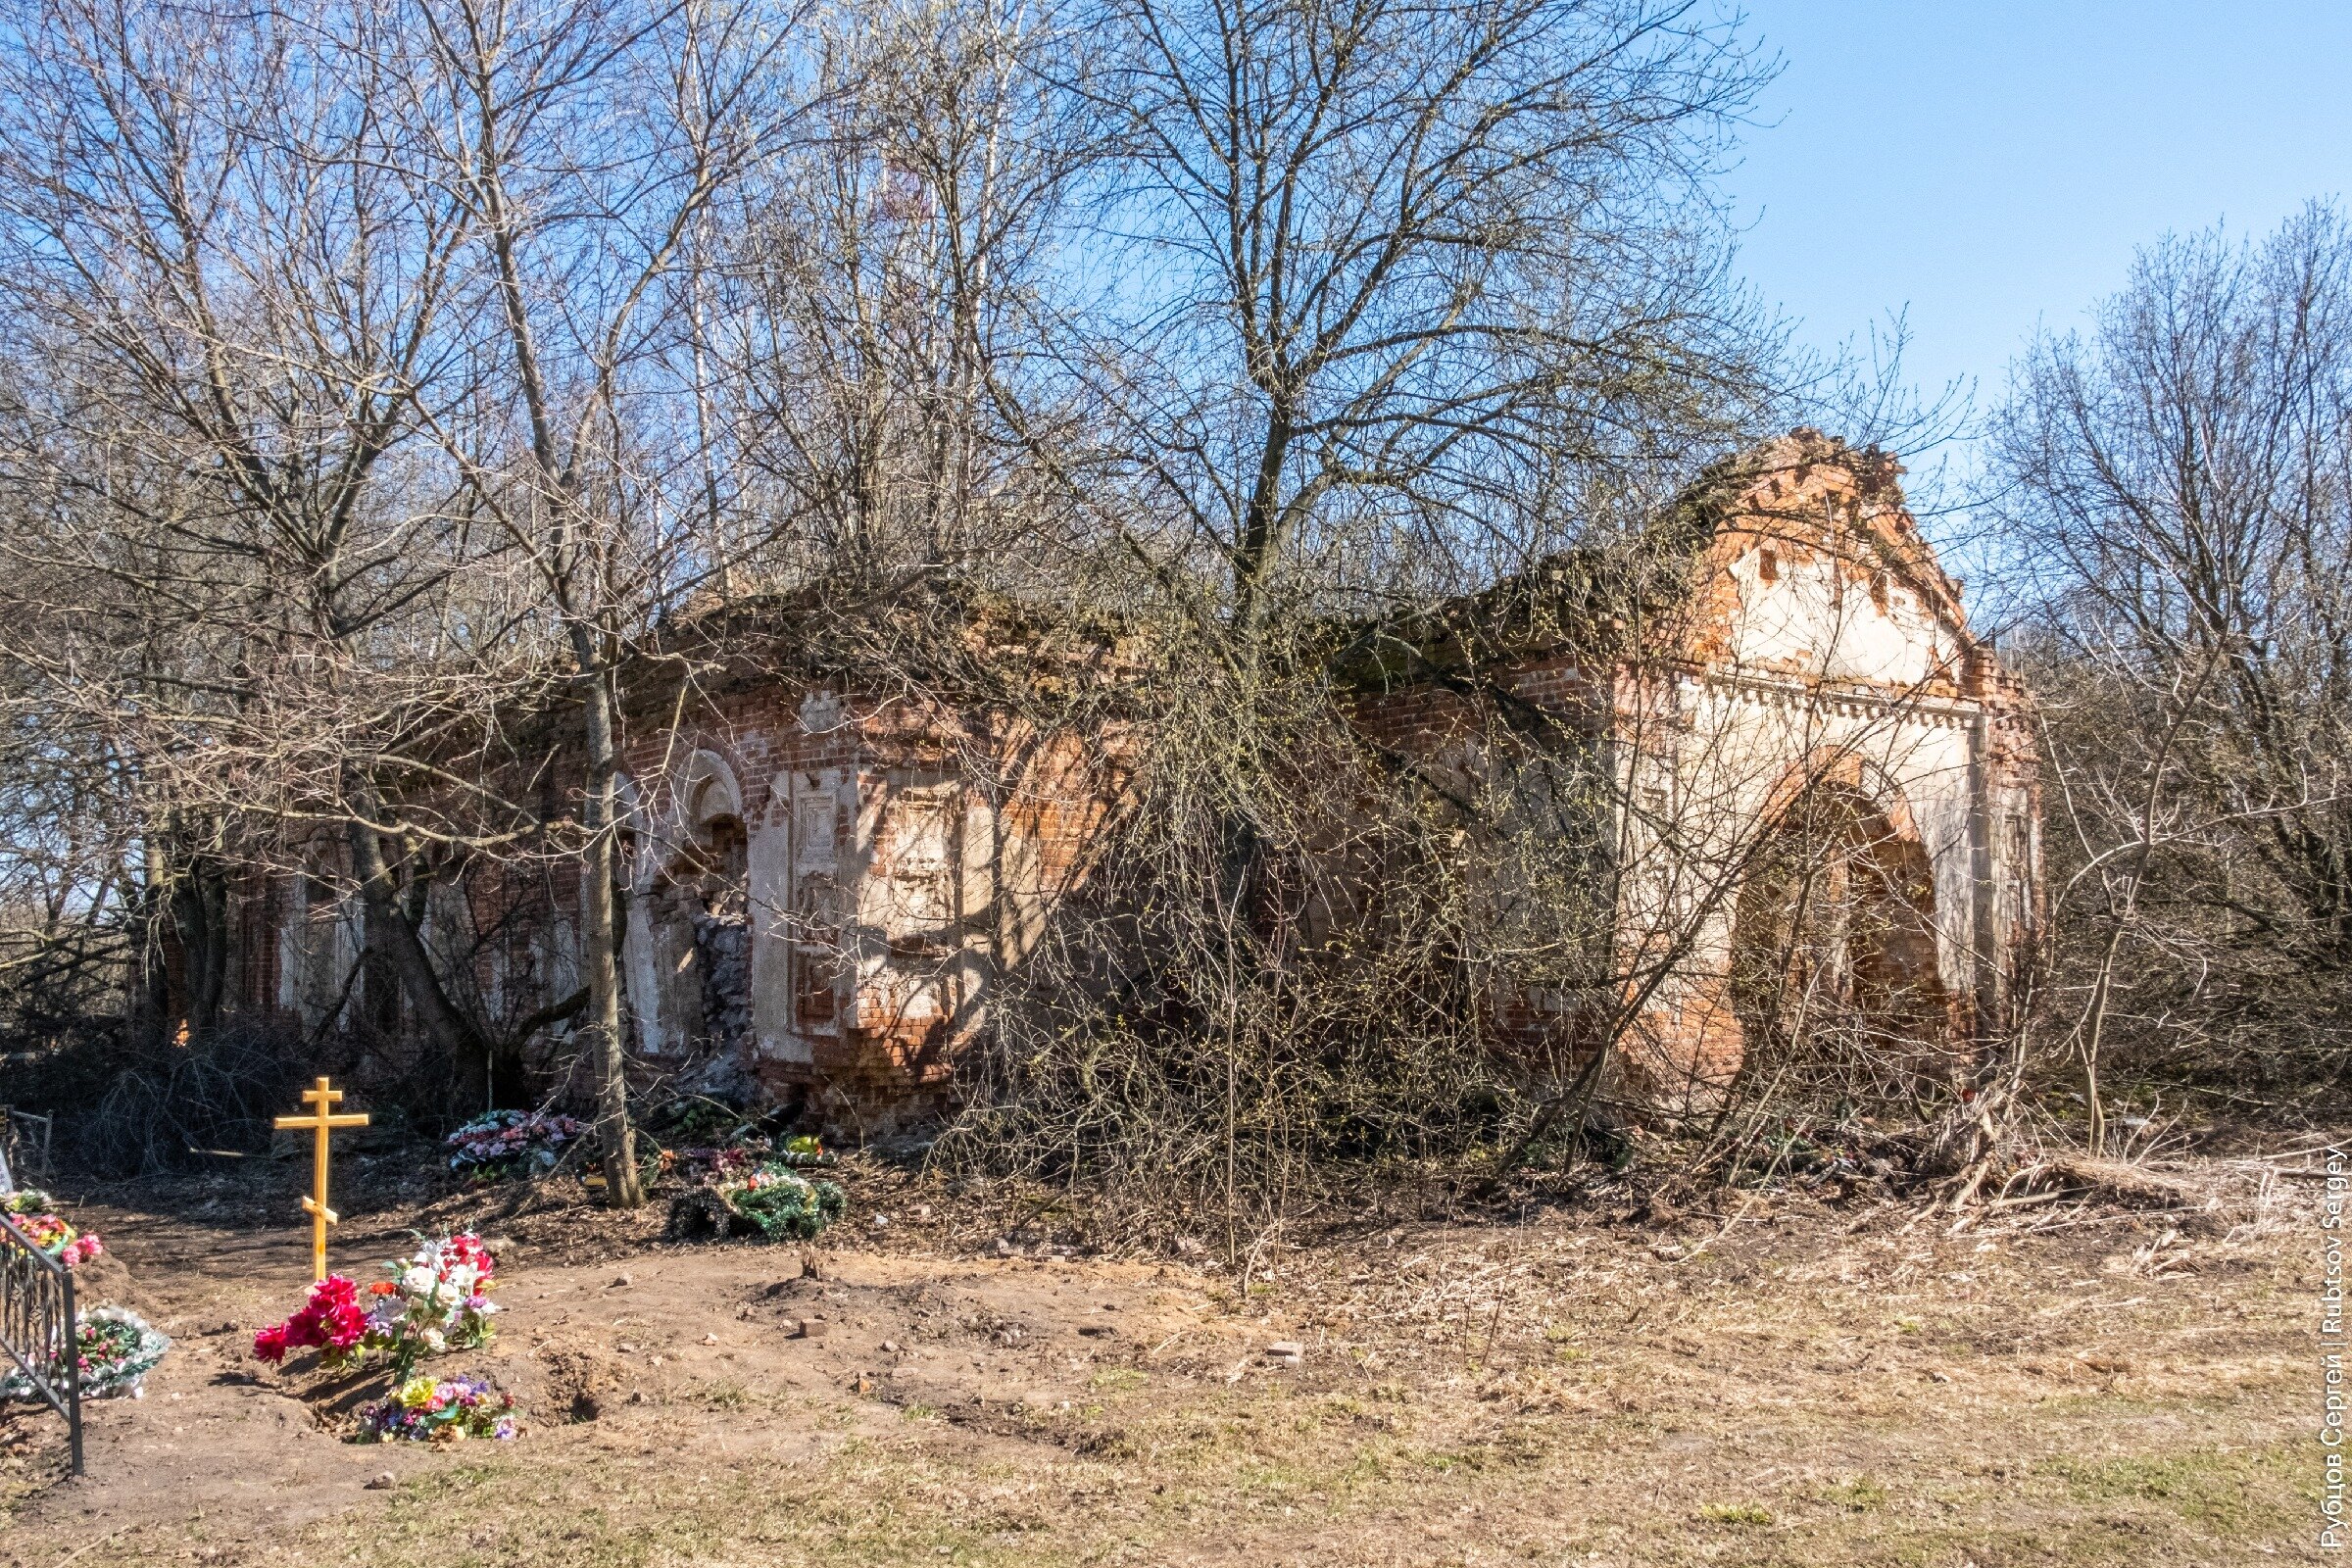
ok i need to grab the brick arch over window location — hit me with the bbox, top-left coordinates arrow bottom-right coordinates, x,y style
680,749 -> 744,836
1755,747 -> 1929,845
622,749 -> 748,890
1617,741 -> 1970,1108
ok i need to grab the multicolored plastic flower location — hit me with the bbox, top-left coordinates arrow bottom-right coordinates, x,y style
718,1163 -> 848,1241
443,1110 -> 585,1179
0,1306 -> 170,1400
354,1373 -> 518,1444
12,1209 -> 106,1269
251,1233 -> 498,1377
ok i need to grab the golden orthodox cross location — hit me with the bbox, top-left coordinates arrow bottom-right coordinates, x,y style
273,1076 -> 368,1282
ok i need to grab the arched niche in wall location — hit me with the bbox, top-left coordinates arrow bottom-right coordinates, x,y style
628,750 -> 754,1058
681,750 -> 745,839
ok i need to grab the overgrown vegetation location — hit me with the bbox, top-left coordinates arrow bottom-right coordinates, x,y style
1993,204 -> 2352,1133
0,0 -> 2338,1237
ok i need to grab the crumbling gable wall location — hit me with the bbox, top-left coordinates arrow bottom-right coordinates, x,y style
1621,432 -> 2038,1102
1355,430 -> 2040,1107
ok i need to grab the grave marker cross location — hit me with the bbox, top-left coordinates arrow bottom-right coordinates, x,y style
273,1076 -> 369,1282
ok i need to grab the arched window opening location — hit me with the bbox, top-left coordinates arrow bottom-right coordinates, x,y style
677,812 -> 752,1054
1729,781 -> 1950,1103
636,760 -> 755,1060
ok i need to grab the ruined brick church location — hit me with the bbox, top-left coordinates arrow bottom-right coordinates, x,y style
224,430 -> 2040,1130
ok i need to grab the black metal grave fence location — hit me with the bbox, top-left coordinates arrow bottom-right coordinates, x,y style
0,1208 -> 80,1474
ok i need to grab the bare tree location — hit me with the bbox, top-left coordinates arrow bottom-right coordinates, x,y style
405,0 -> 807,1202
917,0 -> 1786,1237
721,0 -> 1102,583
1064,0 -> 1775,626
0,0 -> 548,1095
1994,203 -> 2352,1107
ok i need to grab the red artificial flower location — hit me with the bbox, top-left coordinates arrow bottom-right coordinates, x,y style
368,1281 -> 398,1296
323,1300 -> 368,1348
442,1233 -> 496,1282
253,1274 -> 366,1364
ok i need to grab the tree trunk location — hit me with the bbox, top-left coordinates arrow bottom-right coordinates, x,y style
342,778 -> 492,1100
575,657 -> 643,1207
168,856 -> 228,1038
131,839 -> 172,1051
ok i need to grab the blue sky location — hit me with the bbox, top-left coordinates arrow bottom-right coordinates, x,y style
1726,0 -> 2352,490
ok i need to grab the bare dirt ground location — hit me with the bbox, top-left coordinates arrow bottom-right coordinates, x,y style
0,1143 -> 2319,1567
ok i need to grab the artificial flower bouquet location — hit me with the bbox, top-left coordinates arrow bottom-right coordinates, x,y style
667,1141 -> 762,1182
729,1163 -> 848,1240
0,1306 -> 170,1401
444,1108 -> 587,1181
720,1161 -> 848,1241
16,1211 -> 103,1268
74,1307 -> 170,1397
3,1190 -> 104,1268
369,1232 -> 499,1376
253,1273 -> 370,1367
254,1232 -> 498,1378
664,1158 -> 847,1243
669,1132 -> 836,1184
355,1373 -> 518,1444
